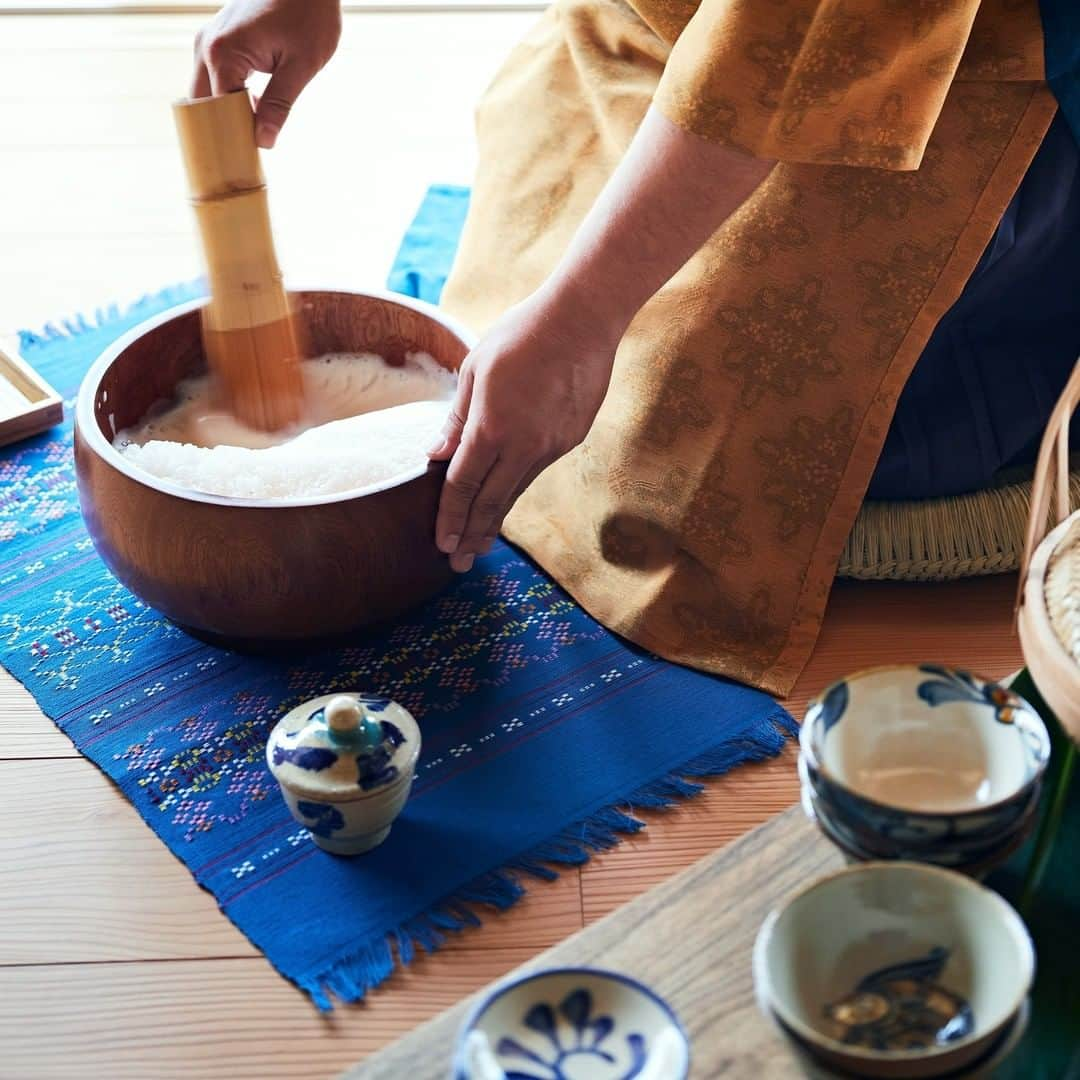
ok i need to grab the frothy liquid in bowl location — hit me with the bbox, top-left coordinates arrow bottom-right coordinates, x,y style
115,352 -> 456,499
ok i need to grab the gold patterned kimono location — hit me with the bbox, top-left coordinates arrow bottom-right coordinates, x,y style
441,0 -> 1056,696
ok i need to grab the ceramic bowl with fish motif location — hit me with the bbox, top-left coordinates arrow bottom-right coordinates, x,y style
799,665 -> 1049,861
452,967 -> 690,1080
753,862 -> 1034,1078
266,692 -> 421,855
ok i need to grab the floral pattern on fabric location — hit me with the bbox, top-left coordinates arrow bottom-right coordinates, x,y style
820,144 -> 950,232
719,180 -> 810,267
653,0 -> 983,166
671,584 -> 782,678
680,478 -> 752,562
855,238 -> 956,364
746,9 -> 885,138
883,0 -> 962,43
441,0 -> 1054,693
755,405 -> 858,541
639,358 -> 714,450
716,278 -> 840,407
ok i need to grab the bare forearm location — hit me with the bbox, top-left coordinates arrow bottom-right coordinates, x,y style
430,107 -> 774,567
542,106 -> 775,337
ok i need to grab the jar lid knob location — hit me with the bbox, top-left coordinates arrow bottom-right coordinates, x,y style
324,695 -> 383,749
325,695 -> 362,735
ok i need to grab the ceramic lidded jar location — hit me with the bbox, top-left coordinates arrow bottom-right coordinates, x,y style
267,693 -> 420,855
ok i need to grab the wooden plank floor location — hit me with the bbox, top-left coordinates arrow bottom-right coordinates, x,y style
0,13 -> 1027,1080
0,576 -> 1025,1078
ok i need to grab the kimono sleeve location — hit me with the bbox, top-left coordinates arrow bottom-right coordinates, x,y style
654,0 -> 986,169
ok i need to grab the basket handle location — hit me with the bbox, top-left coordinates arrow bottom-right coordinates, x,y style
1017,357 -> 1080,597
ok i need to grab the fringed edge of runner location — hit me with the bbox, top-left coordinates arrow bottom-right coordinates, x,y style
297,708 -> 797,1010
18,280 -> 206,351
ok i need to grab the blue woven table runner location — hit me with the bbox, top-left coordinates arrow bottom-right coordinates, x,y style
0,198 -> 793,1008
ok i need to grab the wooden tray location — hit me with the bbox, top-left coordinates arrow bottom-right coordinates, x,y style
0,341 -> 63,447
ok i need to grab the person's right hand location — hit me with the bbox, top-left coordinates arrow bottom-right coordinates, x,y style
191,0 -> 342,148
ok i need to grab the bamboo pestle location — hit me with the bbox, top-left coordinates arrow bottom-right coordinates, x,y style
173,90 -> 304,432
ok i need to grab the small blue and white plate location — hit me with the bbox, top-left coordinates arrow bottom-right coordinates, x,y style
451,967 -> 690,1080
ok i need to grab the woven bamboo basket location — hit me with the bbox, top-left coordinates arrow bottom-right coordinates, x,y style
1017,359 -> 1080,745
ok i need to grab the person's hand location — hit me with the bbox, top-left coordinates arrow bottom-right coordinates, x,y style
191,0 -> 342,148
428,286 -> 619,573
428,106 -> 773,575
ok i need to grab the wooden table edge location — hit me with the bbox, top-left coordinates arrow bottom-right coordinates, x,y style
343,804 -> 833,1079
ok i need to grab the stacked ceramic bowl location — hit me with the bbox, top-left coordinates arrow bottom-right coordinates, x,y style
754,862 -> 1035,1078
798,665 -> 1051,877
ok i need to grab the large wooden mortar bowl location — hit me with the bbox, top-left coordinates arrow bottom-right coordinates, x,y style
74,288 -> 473,647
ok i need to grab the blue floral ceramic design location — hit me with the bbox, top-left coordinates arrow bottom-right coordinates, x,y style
916,666 -> 1016,724
456,968 -> 689,1080
497,988 -> 646,1080
295,800 -> 345,838
270,745 -> 338,771
355,720 -> 404,791
275,718 -> 407,792
817,681 -> 850,733
800,664 -> 1051,872
355,695 -> 392,712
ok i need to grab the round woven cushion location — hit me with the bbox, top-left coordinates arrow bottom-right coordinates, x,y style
839,470 -> 1080,582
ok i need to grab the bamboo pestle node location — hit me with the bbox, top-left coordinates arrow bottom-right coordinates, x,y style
173,90 -> 304,432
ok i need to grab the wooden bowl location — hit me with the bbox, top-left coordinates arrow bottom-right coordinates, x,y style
74,288 -> 473,647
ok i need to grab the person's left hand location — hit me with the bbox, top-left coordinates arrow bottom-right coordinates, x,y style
427,285 -> 620,573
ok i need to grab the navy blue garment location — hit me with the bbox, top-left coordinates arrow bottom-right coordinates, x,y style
1041,0 -> 1080,147
868,110 -> 1080,499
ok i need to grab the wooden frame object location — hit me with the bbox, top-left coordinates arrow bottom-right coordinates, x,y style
0,341 -> 63,448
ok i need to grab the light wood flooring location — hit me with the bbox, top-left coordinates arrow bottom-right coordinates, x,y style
0,13 -> 1026,1078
